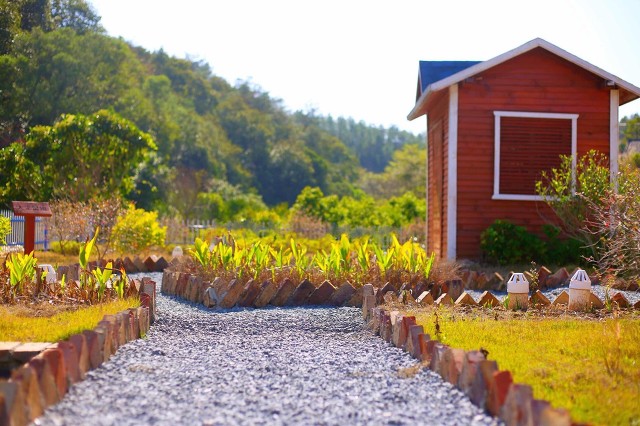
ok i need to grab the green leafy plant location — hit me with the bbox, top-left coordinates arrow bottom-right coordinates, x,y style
480,219 -> 544,265
372,242 -> 394,278
190,237 -> 212,268
80,227 -> 99,270
111,205 -> 166,255
502,294 -> 511,310
536,150 -> 611,255
92,261 -> 114,301
6,252 -> 37,293
0,216 -> 11,246
422,251 -> 436,281
290,238 -> 310,278
113,268 -> 127,299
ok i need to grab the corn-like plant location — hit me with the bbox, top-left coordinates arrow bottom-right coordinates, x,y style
185,232 -> 443,291
337,234 -> 352,272
79,227 -> 99,270
422,251 -> 436,281
269,247 -> 291,281
6,252 -> 37,293
190,238 -> 212,268
313,250 -> 331,278
92,261 -> 114,301
249,242 -> 271,279
356,238 -> 370,272
217,242 -> 234,271
113,268 -> 127,299
372,243 -> 394,278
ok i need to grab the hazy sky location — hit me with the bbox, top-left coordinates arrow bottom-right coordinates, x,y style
89,0 -> 640,134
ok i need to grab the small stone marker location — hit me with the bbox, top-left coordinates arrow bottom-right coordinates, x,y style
589,292 -> 604,310
219,279 -> 244,308
455,292 -> 477,306
435,293 -> 453,307
329,282 -> 356,306
238,279 -> 261,307
307,280 -> 336,305
568,269 -> 591,311
406,325 -> 424,358
611,292 -> 630,308
469,360 -> 498,409
446,279 -> 464,301
28,356 -> 59,406
253,280 -> 278,308
529,290 -> 551,307
537,265 -> 552,289
500,383 -> 534,425
270,279 -> 297,306
11,342 -> 51,364
551,290 -> 569,306
416,291 -> 434,305
506,273 -> 529,310
458,350 -> 486,395
477,291 -> 500,308
546,267 -> 570,288
0,381 -> 26,426
285,279 -> 316,306
488,370 -> 513,416
418,334 -> 431,363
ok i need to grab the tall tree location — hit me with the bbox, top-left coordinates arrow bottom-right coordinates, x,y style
51,0 -> 102,34
20,109 -> 156,202
0,0 -> 22,54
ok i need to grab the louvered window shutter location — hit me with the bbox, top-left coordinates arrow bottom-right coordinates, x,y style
499,117 -> 571,195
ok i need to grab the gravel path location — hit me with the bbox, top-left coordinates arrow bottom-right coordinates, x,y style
35,273 -> 498,426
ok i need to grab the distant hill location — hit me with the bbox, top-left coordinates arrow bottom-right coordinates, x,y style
0,0 -> 423,215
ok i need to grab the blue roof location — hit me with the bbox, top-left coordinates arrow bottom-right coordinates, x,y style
417,61 -> 481,98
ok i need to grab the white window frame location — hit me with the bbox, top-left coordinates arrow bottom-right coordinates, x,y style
493,111 -> 578,201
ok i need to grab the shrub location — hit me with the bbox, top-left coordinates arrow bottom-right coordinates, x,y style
540,225 -> 586,266
480,220 -> 544,265
48,200 -> 90,254
110,205 -> 166,255
584,165 -> 640,281
0,216 -> 10,245
50,240 -> 84,255
87,197 -> 125,260
535,150 -> 611,255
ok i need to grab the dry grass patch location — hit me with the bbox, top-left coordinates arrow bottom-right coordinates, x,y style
402,305 -> 640,426
0,297 -> 140,342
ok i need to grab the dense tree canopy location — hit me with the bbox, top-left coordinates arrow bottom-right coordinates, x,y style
0,110 -> 155,202
0,4 -> 426,215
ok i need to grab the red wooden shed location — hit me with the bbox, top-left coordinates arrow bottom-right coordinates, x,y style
408,38 -> 640,260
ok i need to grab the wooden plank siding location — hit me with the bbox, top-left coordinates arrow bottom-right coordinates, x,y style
425,90 -> 449,258
455,47 -> 611,259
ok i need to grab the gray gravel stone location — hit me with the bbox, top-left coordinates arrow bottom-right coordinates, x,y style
35,273 -> 498,426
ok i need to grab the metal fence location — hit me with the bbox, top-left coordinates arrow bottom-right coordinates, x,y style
0,209 -> 49,250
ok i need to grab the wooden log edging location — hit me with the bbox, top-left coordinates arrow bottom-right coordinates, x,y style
54,255 -> 171,279
0,280 -> 157,426
160,270 -> 364,308
361,285 -> 573,426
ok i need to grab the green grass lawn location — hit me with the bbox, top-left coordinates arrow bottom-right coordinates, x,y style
410,307 -> 640,426
0,297 -> 140,343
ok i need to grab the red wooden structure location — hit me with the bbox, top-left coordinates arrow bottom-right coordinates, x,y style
408,38 -> 640,260
11,201 -> 52,254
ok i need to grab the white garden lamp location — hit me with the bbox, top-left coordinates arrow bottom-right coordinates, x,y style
568,269 -> 591,311
507,273 -> 529,310
172,246 -> 183,258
